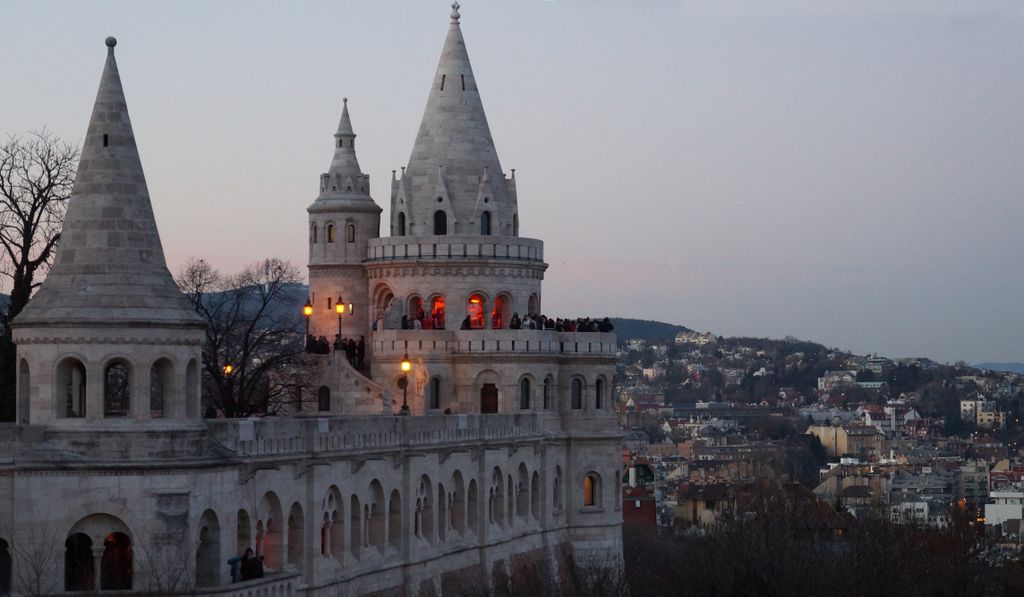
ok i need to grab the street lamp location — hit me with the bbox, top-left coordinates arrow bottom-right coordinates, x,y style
303,297 -> 313,339
222,364 -> 233,376
399,353 -> 411,416
335,299 -> 346,339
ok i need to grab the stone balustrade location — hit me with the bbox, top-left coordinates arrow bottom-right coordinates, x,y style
365,235 -> 543,263
371,329 -> 617,358
198,572 -> 299,597
207,413 -> 547,458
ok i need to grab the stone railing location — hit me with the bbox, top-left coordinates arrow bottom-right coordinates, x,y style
372,329 -> 617,359
207,413 -> 546,459
197,572 -> 300,597
365,235 -> 544,263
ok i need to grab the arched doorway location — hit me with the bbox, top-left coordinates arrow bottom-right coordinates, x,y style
196,510 -> 221,588
480,384 -> 498,414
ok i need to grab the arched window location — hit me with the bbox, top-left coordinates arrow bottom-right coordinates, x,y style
596,378 -> 605,410
467,294 -> 486,329
17,360 -> 29,424
186,358 -> 199,419
429,377 -> 441,410
236,510 -> 251,558
480,211 -> 492,236
519,378 -> 531,410
327,224 -> 336,243
104,361 -> 131,417
467,480 -> 479,535
287,503 -> 304,566
543,377 -> 552,410
100,532 -> 132,590
571,378 -> 583,410
433,210 -> 447,235
527,294 -> 539,317
311,224 -> 318,244
65,533 -> 94,591
346,223 -> 356,243
397,213 -> 406,236
513,214 -> 519,236
491,293 -> 510,329
480,383 -> 498,414
318,386 -> 330,412
553,466 -> 564,513
530,471 -> 540,521
349,495 -> 361,560
388,489 -> 402,549
430,295 -> 446,330
583,473 -> 601,508
150,359 -> 173,418
57,358 -> 87,418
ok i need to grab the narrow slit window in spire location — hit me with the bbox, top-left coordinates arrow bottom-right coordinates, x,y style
441,74 -> 446,91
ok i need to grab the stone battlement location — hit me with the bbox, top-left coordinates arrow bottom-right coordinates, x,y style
366,235 -> 543,263
372,330 -> 616,358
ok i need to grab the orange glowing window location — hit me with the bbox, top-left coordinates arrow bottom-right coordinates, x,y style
467,294 -> 485,329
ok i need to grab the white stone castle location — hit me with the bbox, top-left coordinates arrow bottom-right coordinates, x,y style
0,4 -> 622,595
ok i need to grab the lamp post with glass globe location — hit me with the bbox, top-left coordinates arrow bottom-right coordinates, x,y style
335,300 -> 346,339
399,353 -> 411,415
303,298 -> 313,351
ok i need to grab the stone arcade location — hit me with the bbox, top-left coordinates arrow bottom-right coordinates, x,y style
0,5 -> 622,596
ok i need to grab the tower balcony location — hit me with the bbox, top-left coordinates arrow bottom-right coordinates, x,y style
365,235 -> 543,264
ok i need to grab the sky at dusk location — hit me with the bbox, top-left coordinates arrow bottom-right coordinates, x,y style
1,1 -> 1022,365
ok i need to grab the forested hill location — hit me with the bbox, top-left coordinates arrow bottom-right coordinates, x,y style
609,318 -> 692,344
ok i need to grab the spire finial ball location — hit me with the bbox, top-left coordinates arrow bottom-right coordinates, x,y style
105,36 -> 117,48
343,97 -> 348,105
450,1 -> 461,23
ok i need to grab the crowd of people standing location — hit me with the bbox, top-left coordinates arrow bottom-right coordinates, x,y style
306,334 -> 366,370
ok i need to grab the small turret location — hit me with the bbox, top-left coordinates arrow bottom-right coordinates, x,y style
307,99 -> 382,340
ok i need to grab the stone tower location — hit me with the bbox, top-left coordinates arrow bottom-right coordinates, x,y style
391,1 -> 519,238
307,99 -> 382,340
11,37 -> 205,428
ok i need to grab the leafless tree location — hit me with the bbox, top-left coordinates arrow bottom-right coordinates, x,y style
176,257 -> 316,417
0,129 -> 79,419
133,525 -> 197,596
3,516 -> 64,596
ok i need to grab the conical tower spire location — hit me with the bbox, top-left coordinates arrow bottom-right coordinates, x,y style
327,97 -> 362,180
396,2 -> 514,236
406,2 -> 502,180
14,37 -> 202,328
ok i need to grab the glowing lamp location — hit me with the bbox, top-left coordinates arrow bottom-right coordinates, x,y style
335,302 -> 346,315
303,298 -> 314,317
223,364 -> 233,375
400,353 -> 412,373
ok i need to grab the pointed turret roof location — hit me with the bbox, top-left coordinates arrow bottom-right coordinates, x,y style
326,98 -> 362,181
14,37 -> 202,329
404,2 -> 504,197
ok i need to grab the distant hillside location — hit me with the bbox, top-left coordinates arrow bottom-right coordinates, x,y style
975,362 -> 1024,374
610,318 -> 693,344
